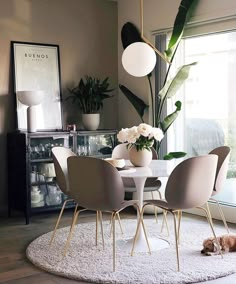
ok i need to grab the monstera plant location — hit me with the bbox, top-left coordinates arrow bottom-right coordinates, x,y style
119,0 -> 198,159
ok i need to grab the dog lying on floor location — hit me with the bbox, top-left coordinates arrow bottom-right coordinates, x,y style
201,235 -> 236,255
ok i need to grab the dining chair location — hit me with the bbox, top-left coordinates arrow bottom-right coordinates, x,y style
132,154 -> 221,271
64,156 -> 145,272
49,147 -> 77,244
51,146 -> 108,247
207,146 -> 231,233
112,143 -> 169,232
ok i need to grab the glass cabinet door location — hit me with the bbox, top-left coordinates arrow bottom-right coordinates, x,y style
28,134 -> 73,210
76,130 -> 117,158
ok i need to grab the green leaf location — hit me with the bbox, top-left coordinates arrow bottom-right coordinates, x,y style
163,151 -> 187,160
119,84 -> 148,122
159,62 -> 197,100
160,101 -> 182,133
121,22 -> 143,49
165,0 -> 197,60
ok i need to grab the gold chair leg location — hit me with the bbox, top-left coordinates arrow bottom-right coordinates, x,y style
110,212 -> 114,237
96,211 -> 99,246
160,210 -> 169,236
117,212 -> 124,234
131,206 -> 151,256
171,211 -> 180,272
197,206 -> 223,258
99,211 -> 105,248
177,210 -> 182,244
49,200 -> 68,245
215,200 -> 230,233
205,202 -> 213,226
112,212 -> 116,272
151,191 -> 158,223
63,210 -> 80,256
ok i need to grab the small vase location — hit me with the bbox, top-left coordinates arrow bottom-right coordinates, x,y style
129,146 -> 152,167
82,113 -> 100,130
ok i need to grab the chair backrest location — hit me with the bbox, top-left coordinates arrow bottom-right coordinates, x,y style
67,156 -> 125,211
165,155 -> 218,209
112,143 -> 158,160
52,147 -> 76,193
209,146 -> 230,194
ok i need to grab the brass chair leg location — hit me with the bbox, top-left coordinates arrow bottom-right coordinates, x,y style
49,199 -> 74,245
110,212 -> 114,237
177,210 -> 182,244
96,211 -> 99,246
99,211 -> 105,248
63,210 -> 80,256
151,191 -> 158,223
197,206 -> 223,258
171,211 -> 180,272
131,206 -> 151,256
117,213 -> 124,234
205,202 -> 213,227
112,212 -> 116,272
215,200 -> 230,233
161,210 -> 169,236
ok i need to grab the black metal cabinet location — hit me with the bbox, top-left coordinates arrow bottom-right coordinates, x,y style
7,130 -> 117,224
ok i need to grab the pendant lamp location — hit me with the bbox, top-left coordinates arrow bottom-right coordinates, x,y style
122,0 -> 170,77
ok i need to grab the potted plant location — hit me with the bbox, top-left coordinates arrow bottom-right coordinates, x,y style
119,0 -> 198,159
67,76 -> 114,130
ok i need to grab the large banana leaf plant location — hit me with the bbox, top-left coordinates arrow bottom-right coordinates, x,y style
119,0 -> 198,159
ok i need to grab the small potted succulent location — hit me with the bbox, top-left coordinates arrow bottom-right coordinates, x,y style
67,76 -> 114,130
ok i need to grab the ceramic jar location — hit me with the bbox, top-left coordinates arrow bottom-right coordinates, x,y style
129,146 -> 152,167
31,186 -> 41,203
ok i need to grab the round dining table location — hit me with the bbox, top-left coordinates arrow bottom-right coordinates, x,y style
117,159 -> 176,252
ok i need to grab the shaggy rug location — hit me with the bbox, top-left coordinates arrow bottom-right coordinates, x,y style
26,217 -> 236,284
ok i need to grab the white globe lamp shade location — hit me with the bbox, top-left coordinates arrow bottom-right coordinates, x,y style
122,42 -> 157,77
17,90 -> 45,132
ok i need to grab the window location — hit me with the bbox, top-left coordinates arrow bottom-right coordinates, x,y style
164,31 -> 236,207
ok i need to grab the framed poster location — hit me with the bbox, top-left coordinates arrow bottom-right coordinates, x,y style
12,41 -> 63,131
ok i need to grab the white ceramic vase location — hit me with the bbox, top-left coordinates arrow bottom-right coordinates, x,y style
82,113 -> 100,130
129,146 -> 152,167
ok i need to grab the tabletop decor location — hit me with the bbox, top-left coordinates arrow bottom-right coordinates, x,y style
117,123 -> 164,166
66,76 -> 114,130
119,0 -> 198,160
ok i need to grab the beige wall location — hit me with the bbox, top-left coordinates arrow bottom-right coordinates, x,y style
118,0 -> 236,128
0,0 -> 118,213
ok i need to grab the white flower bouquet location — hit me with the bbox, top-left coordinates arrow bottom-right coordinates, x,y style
117,123 -> 164,151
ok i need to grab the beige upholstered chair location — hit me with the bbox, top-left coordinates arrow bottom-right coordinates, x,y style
133,155 -> 220,271
49,147 -> 77,244
112,144 -> 162,217
64,156 -> 143,271
207,146 -> 231,233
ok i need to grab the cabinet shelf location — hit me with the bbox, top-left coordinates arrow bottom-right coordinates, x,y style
7,130 -> 117,224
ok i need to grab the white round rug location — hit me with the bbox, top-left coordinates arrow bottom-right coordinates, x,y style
26,217 -> 236,284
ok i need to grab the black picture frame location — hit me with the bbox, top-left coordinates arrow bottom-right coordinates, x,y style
11,41 -> 63,131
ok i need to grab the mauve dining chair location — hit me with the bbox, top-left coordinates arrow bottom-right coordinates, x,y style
49,147 -> 77,244
132,154 -> 220,271
51,147 -> 105,247
64,156 -> 145,272
112,143 -> 168,232
207,146 -> 231,233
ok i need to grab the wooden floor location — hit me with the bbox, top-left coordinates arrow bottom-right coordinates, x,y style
1,210 -> 236,284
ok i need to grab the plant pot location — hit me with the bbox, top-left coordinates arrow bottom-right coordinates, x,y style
129,146 -> 152,167
82,113 -> 100,131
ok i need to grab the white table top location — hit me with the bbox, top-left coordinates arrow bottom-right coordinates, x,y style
119,159 -> 175,178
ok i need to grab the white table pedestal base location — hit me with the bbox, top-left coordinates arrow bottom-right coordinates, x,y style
117,237 -> 169,253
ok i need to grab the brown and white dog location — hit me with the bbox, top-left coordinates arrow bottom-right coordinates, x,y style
201,235 -> 236,256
